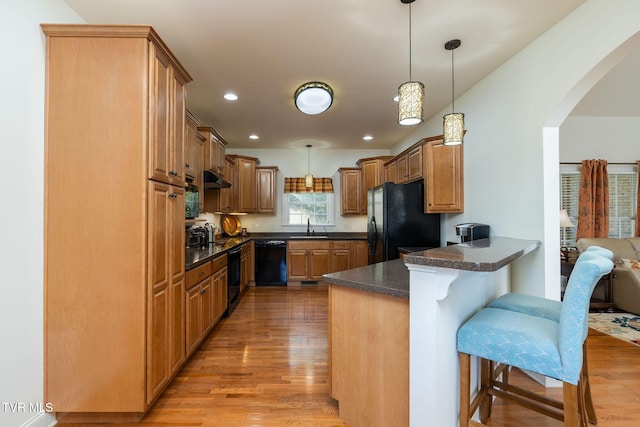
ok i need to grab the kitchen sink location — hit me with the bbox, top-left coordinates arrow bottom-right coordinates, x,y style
289,235 -> 329,239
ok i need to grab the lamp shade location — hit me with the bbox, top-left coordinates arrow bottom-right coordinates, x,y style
294,82 -> 333,115
398,81 -> 424,126
443,113 -> 464,145
559,209 -> 575,228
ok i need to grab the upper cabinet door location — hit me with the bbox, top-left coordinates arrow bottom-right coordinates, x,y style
424,140 -> 464,213
149,44 -> 186,187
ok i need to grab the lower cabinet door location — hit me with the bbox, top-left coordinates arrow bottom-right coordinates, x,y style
186,284 -> 202,356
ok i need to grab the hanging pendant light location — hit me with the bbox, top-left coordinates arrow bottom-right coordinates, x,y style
305,144 -> 314,188
443,39 -> 465,145
398,0 -> 424,126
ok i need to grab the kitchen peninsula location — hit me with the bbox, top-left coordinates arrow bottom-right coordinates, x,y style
323,237 -> 540,427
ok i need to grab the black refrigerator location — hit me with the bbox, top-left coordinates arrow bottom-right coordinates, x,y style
367,182 -> 440,264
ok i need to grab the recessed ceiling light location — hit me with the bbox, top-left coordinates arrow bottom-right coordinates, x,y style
363,135 -> 373,141
224,93 -> 238,101
249,134 -> 259,140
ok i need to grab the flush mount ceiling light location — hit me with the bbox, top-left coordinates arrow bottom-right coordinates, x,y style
443,39 -> 465,145
294,82 -> 333,115
398,0 -> 424,126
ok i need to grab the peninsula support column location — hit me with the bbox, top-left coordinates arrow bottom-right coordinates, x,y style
406,264 -> 509,426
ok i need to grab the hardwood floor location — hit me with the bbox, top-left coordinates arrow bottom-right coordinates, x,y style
59,286 -> 640,426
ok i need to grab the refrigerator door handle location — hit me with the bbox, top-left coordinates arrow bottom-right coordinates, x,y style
368,217 -> 377,257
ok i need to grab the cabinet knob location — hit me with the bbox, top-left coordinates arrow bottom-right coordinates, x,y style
169,170 -> 178,176
169,193 -> 178,199
200,288 -> 207,295
185,163 -> 191,168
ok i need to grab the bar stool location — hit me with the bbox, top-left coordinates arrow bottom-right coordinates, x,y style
486,246 -> 613,424
457,253 -> 613,426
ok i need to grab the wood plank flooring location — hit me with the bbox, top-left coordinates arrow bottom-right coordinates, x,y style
59,286 -> 640,426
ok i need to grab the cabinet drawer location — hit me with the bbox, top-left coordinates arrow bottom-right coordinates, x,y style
288,240 -> 331,250
211,253 -> 228,272
187,261 -> 212,289
332,241 -> 352,250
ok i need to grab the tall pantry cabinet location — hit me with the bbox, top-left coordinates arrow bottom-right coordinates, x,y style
42,25 -> 192,422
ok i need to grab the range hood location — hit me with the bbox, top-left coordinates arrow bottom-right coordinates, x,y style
203,170 -> 231,189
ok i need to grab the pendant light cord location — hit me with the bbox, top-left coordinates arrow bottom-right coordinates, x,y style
451,47 -> 455,112
408,3 -> 412,81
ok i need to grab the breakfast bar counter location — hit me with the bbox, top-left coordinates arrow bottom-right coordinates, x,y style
323,237 -> 540,427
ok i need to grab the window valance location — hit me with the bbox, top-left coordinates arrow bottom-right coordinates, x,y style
284,177 -> 333,193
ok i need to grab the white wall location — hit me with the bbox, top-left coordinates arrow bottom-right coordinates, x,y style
0,2 -> 84,426
561,116 -> 640,162
392,0 -> 640,297
224,148 -> 390,233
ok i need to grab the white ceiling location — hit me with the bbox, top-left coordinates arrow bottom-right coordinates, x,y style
63,0 -> 589,149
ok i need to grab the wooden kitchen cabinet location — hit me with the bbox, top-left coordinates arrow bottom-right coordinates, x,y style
331,241 -> 352,273
357,156 -> 393,214
198,126 -> 227,176
424,138 -> 464,213
396,145 -> 423,183
148,42 -> 188,188
212,255 -> 228,321
287,240 -> 332,281
228,154 -> 259,214
184,110 -> 200,179
339,168 -> 363,215
42,24 -> 192,422
186,277 -> 210,355
185,110 -> 205,210
240,242 -> 252,292
256,166 -> 278,214
185,253 -> 227,358
352,240 -> 369,268
204,155 -> 235,214
384,160 -> 397,183
148,181 -> 186,401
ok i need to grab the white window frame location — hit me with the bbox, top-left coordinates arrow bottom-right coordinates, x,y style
282,191 -> 335,227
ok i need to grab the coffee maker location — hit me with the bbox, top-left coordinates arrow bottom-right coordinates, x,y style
455,223 -> 490,243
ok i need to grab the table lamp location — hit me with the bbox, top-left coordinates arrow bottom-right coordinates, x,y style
560,209 -> 575,261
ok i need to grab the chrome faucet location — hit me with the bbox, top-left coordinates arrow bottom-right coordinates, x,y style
307,218 -> 311,236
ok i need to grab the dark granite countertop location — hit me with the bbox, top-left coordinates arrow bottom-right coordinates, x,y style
322,258 -> 409,299
245,232 -> 367,241
185,237 -> 250,270
321,237 -> 540,298
186,233 -> 368,270
403,237 -> 541,272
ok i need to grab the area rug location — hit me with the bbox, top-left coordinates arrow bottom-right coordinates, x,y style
589,312 -> 640,346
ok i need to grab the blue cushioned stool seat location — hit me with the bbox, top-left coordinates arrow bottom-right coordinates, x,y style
457,308 -> 564,382
457,253 -> 614,427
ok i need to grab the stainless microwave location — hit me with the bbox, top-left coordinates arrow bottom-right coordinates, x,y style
185,189 -> 199,219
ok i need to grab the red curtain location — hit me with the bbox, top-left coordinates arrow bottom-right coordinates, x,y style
636,160 -> 640,237
576,159 -> 609,239
283,177 -> 333,193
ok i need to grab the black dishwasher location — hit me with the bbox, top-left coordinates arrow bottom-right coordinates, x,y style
254,240 -> 287,286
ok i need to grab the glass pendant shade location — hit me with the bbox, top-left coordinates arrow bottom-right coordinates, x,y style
398,81 -> 424,126
305,174 -> 313,188
443,112 -> 464,145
